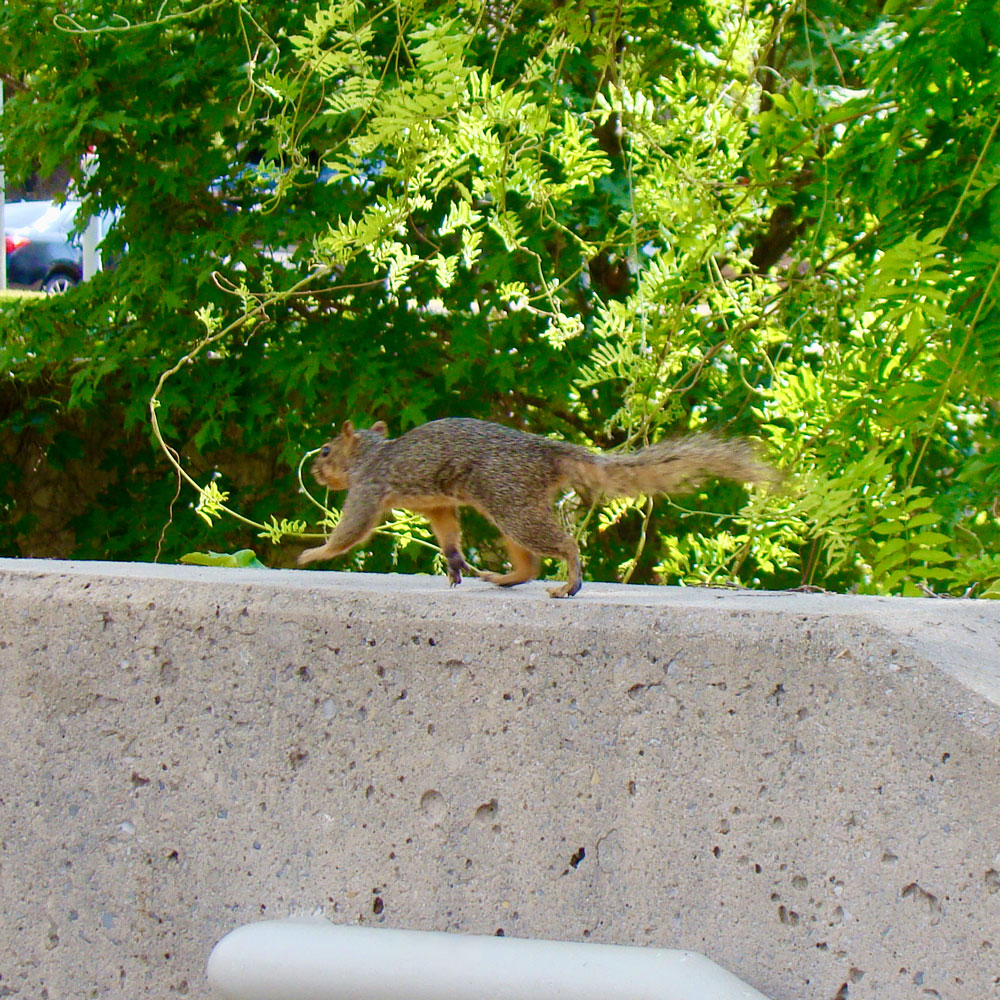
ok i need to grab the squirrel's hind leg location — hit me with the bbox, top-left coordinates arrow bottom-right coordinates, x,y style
479,537 -> 541,588
489,512 -> 582,598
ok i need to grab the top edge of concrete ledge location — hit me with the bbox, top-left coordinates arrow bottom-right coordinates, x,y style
2,556 -> 997,615
4,558 -> 999,706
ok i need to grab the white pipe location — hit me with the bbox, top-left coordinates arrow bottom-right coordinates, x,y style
207,919 -> 772,1000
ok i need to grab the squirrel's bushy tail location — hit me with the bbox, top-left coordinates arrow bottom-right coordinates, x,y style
564,434 -> 779,498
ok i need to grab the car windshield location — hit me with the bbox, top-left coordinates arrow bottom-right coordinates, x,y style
9,201 -> 80,236
4,201 -> 53,230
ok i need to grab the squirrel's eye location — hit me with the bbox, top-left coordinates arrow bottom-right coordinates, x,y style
321,446 -> 331,457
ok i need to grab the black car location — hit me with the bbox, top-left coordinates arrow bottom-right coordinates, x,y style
4,199 -> 114,294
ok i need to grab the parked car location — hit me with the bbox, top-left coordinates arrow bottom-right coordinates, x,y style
4,199 -> 115,294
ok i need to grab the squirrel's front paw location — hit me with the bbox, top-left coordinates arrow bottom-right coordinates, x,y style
297,545 -> 328,567
445,549 -> 470,586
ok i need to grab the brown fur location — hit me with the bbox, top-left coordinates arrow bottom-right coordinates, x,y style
297,418 -> 778,598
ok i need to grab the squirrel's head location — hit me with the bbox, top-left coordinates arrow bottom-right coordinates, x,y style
311,420 -> 388,489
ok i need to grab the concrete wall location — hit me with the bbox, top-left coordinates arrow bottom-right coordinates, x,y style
1,558 -> 999,1000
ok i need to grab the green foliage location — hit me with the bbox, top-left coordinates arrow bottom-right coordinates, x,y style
181,549 -> 267,569
2,0 -> 1000,597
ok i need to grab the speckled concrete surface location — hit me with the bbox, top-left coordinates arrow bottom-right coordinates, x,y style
1,559 -> 999,1000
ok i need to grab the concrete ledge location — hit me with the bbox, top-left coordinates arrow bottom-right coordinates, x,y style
1,558 -> 999,1000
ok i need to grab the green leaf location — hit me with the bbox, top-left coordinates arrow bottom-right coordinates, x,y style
872,520 -> 906,536
180,550 -> 267,569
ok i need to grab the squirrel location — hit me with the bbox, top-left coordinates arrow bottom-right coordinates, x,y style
297,417 -> 778,598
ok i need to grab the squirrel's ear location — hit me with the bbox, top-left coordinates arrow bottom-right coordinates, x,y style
371,420 -> 388,438
340,421 -> 355,438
